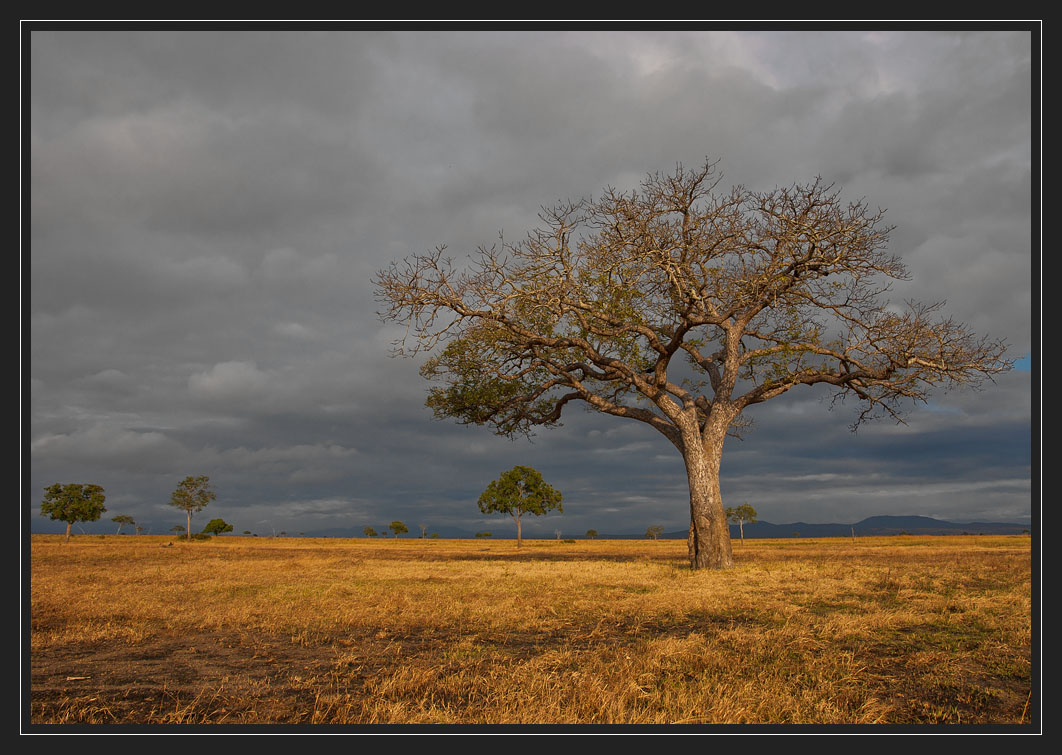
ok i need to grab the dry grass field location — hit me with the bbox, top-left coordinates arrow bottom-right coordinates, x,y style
26,533 -> 1034,728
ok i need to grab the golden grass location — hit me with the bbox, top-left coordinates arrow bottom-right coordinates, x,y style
28,534 -> 1033,727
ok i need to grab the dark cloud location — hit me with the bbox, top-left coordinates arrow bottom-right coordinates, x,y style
28,29 -> 1035,537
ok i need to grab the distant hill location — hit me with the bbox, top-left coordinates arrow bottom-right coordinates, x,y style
720,515 -> 1031,539
301,515 -> 1030,540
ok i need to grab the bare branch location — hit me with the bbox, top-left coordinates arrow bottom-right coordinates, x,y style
374,158 -> 1013,564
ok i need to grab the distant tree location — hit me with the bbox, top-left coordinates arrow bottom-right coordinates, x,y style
169,476 -> 216,540
585,529 -> 598,540
554,529 -> 562,540
646,526 -> 665,540
111,514 -> 135,535
431,533 -> 440,538
243,530 -> 252,535
202,518 -> 234,536
725,504 -> 758,545
170,525 -> 186,535
363,525 -> 378,537
418,523 -> 429,538
135,525 -> 145,535
41,483 -> 107,542
477,465 -> 563,547
475,531 -> 492,538
390,521 -> 409,537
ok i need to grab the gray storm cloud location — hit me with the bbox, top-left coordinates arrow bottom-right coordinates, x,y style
28,29 -> 1034,536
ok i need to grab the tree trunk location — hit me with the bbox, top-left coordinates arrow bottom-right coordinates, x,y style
682,425 -> 734,570
186,512 -> 192,540
515,513 -> 523,547
64,522 -> 72,543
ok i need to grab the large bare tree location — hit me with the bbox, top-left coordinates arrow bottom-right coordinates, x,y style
375,160 -> 1011,570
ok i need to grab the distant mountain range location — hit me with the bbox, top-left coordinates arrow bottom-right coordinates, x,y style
302,515 -> 1031,540
722,515 -> 1031,539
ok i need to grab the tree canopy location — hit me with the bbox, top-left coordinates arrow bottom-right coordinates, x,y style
377,159 -> 1011,569
477,465 -> 563,546
41,483 -> 107,542
111,514 -> 135,535
726,504 -> 758,544
169,475 -> 216,540
202,518 -> 233,536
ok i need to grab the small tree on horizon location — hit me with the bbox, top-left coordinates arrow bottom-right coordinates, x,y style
111,514 -> 135,535
363,525 -> 378,537
41,483 -> 107,542
477,465 -> 563,547
203,518 -> 234,536
389,521 -> 409,537
725,504 -> 758,545
169,476 -> 216,540
646,525 -> 665,541
585,529 -> 598,540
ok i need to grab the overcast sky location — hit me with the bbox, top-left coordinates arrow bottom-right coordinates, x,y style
26,28 -> 1035,538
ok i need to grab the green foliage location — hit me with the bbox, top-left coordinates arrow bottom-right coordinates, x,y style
645,526 -> 665,540
175,532 -> 212,541
111,514 -> 135,534
202,518 -> 234,536
420,324 -> 566,438
478,466 -> 563,519
169,476 -> 216,537
585,529 -> 598,539
478,465 -> 563,546
562,538 -> 576,544
725,504 -> 758,525
475,531 -> 492,538
726,504 -> 758,543
363,526 -> 378,537
41,483 -> 106,540
389,521 -> 409,537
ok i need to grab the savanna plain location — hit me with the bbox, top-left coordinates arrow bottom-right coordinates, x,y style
27,533 -> 1033,727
